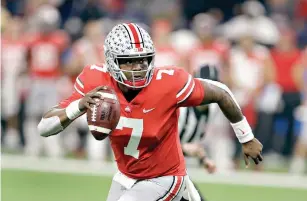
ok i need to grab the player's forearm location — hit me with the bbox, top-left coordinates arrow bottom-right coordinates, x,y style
44,107 -> 74,128
216,93 -> 244,123
38,108 -> 71,137
38,100 -> 85,137
198,79 -> 254,143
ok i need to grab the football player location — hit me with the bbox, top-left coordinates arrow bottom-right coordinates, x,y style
25,5 -> 69,157
1,16 -> 28,150
38,23 -> 263,201
289,47 -> 307,174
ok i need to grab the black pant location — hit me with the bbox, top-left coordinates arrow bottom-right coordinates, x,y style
254,112 -> 274,153
272,92 -> 301,156
1,99 -> 26,148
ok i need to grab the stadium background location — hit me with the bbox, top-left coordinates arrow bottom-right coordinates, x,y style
1,0 -> 307,200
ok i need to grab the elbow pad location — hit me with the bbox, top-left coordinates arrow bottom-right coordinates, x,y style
38,116 -> 64,137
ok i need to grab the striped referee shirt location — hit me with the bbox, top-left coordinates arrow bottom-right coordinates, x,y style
178,106 -> 211,144
178,64 -> 219,144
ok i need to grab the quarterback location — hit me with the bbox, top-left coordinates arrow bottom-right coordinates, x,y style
38,23 -> 263,201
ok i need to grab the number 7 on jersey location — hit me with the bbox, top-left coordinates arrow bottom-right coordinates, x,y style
116,117 -> 143,159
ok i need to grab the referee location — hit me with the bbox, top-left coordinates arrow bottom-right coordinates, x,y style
179,65 -> 219,201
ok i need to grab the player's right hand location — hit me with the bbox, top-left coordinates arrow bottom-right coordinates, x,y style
78,86 -> 106,111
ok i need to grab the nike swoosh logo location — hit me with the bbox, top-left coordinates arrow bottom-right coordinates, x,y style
143,108 -> 155,113
238,128 -> 246,135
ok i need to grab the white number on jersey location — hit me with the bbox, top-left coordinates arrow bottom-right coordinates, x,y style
90,64 -> 107,72
116,117 -> 143,159
32,44 -> 58,70
156,69 -> 174,80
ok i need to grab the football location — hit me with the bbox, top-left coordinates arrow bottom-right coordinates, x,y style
87,88 -> 121,140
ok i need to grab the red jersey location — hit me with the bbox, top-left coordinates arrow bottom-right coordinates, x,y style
271,48 -> 302,92
155,46 -> 181,67
302,48 -> 307,67
59,65 -> 205,179
188,39 -> 229,73
69,37 -> 105,83
302,48 -> 307,102
296,0 -> 307,19
28,31 -> 69,78
1,38 -> 28,78
72,38 -> 105,65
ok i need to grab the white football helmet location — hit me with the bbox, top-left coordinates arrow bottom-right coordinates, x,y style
104,23 -> 155,88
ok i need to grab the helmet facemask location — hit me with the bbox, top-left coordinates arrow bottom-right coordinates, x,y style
106,51 -> 155,88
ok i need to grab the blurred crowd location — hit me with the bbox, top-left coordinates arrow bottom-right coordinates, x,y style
1,0 -> 307,174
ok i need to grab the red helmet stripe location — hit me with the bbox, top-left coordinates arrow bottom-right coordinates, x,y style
127,23 -> 141,48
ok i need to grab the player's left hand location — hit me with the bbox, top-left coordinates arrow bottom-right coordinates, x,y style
242,138 -> 263,167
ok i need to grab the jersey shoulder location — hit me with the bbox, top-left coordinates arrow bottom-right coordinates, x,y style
151,66 -> 194,102
75,64 -> 111,94
213,38 -> 230,52
153,66 -> 189,84
154,65 -> 191,79
84,63 -> 110,82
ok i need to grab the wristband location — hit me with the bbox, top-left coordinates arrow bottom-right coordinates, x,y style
65,99 -> 83,120
230,117 -> 254,143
